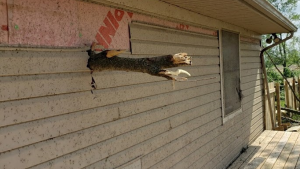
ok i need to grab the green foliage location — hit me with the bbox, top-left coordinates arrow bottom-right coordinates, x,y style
264,0 -> 300,81
284,67 -> 293,77
292,114 -> 300,121
267,68 -> 282,82
293,70 -> 300,77
266,1 -> 300,122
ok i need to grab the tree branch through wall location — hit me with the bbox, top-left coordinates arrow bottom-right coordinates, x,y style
86,43 -> 192,89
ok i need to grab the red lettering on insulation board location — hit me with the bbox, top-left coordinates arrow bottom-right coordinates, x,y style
95,9 -> 132,49
176,24 -> 189,30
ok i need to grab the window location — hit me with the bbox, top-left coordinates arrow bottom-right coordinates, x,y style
220,30 -> 242,122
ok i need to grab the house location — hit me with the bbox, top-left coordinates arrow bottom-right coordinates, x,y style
0,0 -> 297,168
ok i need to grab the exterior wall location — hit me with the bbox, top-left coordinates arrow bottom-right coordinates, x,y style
204,41 -> 264,169
0,0 -> 263,169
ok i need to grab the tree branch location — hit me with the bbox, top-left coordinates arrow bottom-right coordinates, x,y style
86,43 -> 192,89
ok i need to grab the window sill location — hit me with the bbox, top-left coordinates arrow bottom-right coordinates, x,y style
223,108 -> 242,124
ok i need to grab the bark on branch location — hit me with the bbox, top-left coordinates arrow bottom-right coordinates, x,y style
86,43 -> 192,89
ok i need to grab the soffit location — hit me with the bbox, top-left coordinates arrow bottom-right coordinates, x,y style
160,0 -> 297,34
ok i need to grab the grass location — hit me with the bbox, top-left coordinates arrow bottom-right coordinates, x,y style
280,100 -> 285,108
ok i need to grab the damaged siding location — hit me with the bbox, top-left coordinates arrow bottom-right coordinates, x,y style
0,23 -> 222,169
0,1 -> 263,169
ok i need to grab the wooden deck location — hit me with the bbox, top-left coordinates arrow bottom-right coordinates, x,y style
228,130 -> 300,169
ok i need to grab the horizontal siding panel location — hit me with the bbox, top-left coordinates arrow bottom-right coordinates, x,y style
242,94 -> 263,108
0,56 -> 219,102
191,56 -> 219,66
247,101 -> 263,115
163,92 -> 262,169
247,126 -> 265,147
217,145 -> 242,169
250,112 -> 263,132
119,75 -> 220,119
0,50 -> 89,76
241,63 -> 261,70
241,56 -> 261,63
207,131 -> 246,168
241,68 -> 262,77
130,23 -> 218,47
0,72 -> 92,102
141,117 -> 221,169
214,105 -> 261,168
1,100 -> 222,169
248,119 -> 264,143
242,97 -> 263,110
241,79 -> 263,90
249,120 -> 264,143
162,98 -> 261,169
84,110 -> 221,169
242,85 -> 262,97
241,50 -> 261,57
46,102 -> 222,169
40,121 -> 170,169
245,122 -> 264,146
241,73 -> 262,84
242,102 -> 263,121
131,40 -> 219,55
190,104 -> 262,169
2,117 -> 171,169
0,85 -> 221,167
0,50 -> 219,77
215,105 -> 264,169
199,134 -> 243,169
249,126 -> 264,144
250,110 -> 264,131
0,90 -> 221,153
0,72 -> 165,102
242,90 -> 263,104
181,65 -> 220,77
149,115 -> 223,169
174,112 -> 245,168
212,108 -> 263,169
240,43 -> 261,51
170,100 -> 221,128
0,76 -> 220,127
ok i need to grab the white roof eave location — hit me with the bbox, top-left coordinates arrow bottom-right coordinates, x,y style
244,0 -> 298,33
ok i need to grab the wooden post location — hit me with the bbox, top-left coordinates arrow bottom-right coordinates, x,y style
276,83 -> 282,126
285,80 -> 290,108
261,55 -> 275,130
298,77 -> 300,110
293,78 -> 297,110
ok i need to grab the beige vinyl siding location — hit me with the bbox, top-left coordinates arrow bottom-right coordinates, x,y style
197,40 -> 263,169
0,23 -> 222,168
0,22 -> 264,169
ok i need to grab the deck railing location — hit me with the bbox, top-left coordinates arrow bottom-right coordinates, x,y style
265,77 -> 300,130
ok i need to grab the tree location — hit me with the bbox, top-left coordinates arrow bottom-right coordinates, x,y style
265,0 -> 300,82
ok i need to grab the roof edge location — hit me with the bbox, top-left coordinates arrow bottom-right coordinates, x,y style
244,0 -> 298,33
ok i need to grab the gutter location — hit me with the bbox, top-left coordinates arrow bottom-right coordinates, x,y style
260,32 -> 294,130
